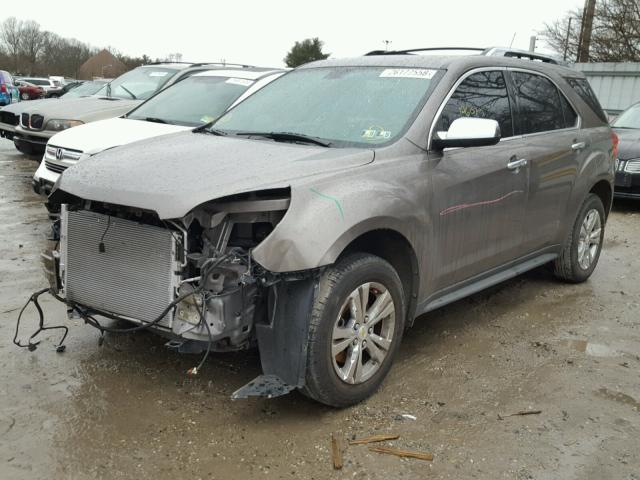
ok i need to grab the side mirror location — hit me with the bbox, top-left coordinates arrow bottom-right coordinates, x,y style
432,117 -> 501,150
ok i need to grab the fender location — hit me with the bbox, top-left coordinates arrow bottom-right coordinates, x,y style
252,173 -> 427,273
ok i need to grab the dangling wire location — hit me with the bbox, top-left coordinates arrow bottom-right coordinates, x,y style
13,288 -> 68,353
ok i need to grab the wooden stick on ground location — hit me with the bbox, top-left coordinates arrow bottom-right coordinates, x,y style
331,433 -> 343,470
349,434 -> 400,446
368,445 -> 434,462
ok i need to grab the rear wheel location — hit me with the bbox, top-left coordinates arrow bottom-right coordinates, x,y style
20,92 -> 29,100
302,253 -> 405,407
554,193 -> 605,283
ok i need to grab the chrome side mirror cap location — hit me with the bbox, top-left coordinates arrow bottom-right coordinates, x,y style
432,117 -> 501,150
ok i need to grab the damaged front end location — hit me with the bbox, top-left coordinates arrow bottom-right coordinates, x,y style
39,188 -> 318,397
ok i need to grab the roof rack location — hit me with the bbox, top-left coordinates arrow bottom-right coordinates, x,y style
482,47 -> 561,64
145,61 -> 254,68
365,46 -> 562,65
365,47 -> 485,56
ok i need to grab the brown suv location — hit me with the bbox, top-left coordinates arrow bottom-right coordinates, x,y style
42,47 -> 616,407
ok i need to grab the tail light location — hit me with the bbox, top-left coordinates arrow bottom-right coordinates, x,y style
0,84 -> 6,93
611,131 -> 619,159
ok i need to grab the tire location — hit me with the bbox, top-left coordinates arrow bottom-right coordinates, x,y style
302,253 -> 405,407
21,92 -> 29,100
49,94 -> 58,98
554,193 -> 605,283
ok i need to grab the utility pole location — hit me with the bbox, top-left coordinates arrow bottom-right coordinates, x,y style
563,17 -> 574,61
577,0 -> 596,62
528,36 -> 537,52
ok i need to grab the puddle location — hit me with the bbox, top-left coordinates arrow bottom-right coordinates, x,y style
562,339 -> 622,358
597,388 -> 640,411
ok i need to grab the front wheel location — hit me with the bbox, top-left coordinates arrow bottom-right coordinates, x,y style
302,253 -> 405,407
554,193 -> 605,283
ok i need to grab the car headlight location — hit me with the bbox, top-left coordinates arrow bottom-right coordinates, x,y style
45,119 -> 84,131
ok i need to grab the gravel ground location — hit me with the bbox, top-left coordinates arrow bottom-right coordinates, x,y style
0,141 -> 639,480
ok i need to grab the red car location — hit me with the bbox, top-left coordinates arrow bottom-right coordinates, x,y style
15,80 -> 45,100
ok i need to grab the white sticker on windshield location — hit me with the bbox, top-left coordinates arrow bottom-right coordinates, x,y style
226,78 -> 253,87
149,71 -> 169,77
379,68 -> 437,79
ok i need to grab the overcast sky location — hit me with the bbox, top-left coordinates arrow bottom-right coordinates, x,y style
3,0 -> 582,67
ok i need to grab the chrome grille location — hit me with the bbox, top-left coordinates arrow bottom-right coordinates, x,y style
30,114 -> 44,129
624,159 -> 640,174
63,209 -> 179,327
45,160 -> 67,173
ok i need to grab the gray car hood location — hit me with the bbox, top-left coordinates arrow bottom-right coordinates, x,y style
614,127 -> 640,161
23,96 -> 140,118
1,97 -> 54,114
56,131 -> 374,219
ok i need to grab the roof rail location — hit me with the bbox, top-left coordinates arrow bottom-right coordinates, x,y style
365,46 -> 563,65
482,47 -> 561,65
365,47 -> 485,56
145,61 -> 254,68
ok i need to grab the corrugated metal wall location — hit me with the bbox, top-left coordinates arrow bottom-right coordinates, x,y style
573,62 -> 640,115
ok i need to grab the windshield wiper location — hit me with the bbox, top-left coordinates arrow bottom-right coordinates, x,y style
120,85 -> 137,99
235,131 -> 332,147
143,117 -> 168,124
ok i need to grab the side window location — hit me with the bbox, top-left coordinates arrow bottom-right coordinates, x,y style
565,77 -> 608,123
511,72 -> 567,134
437,70 -> 514,138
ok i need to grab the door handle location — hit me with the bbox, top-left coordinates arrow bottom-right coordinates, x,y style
507,158 -> 527,171
571,142 -> 586,150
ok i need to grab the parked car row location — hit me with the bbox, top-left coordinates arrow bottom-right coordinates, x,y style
10,48 -> 617,407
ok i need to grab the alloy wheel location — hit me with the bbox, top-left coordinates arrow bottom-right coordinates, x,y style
577,208 -> 602,270
331,282 -> 396,384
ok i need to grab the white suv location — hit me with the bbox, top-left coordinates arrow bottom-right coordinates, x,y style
33,67 -> 284,200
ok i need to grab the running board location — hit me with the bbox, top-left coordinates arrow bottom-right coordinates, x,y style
420,253 -> 557,314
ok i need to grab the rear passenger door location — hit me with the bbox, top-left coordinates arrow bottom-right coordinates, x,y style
509,70 -> 584,252
429,70 -> 530,290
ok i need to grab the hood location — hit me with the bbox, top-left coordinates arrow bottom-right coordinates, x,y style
55,131 -> 374,219
1,97 -> 55,114
23,96 -> 140,120
48,117 -> 191,154
614,127 -> 640,161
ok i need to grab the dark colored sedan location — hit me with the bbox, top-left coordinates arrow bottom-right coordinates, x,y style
611,103 -> 640,199
16,80 -> 45,100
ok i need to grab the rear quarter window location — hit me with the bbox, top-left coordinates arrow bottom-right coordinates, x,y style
564,77 -> 608,123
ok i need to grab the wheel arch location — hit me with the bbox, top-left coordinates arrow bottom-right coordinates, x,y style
335,228 -> 420,328
589,179 -> 613,219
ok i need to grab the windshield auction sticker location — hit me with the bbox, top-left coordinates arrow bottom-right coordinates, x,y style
379,68 -> 437,79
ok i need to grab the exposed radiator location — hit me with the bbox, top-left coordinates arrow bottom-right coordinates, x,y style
62,209 -> 180,327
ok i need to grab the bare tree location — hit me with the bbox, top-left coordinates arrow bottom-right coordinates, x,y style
1,17 -> 23,72
541,0 -> 640,62
19,20 -> 48,74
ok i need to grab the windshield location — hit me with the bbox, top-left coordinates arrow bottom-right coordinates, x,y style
211,66 -> 439,147
63,81 -> 107,98
126,75 -> 254,126
612,103 -> 640,129
95,67 -> 176,100
25,79 -> 49,86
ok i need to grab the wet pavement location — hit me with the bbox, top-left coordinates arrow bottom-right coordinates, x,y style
1,141 -> 639,479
